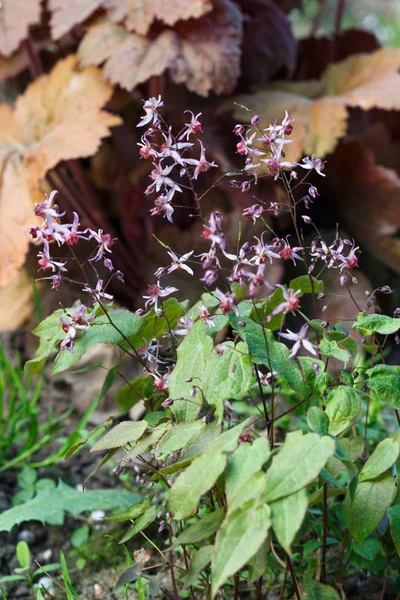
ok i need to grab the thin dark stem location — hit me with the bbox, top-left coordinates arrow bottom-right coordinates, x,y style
335,0 -> 346,35
379,561 -> 389,600
336,528 -> 347,583
286,554 -> 301,600
254,366 -> 270,431
234,572 -> 240,600
321,483 -> 328,584
278,569 -> 288,600
168,521 -> 180,600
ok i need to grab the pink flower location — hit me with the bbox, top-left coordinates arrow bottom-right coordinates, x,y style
158,128 -> 193,166
251,234 -> 280,265
185,140 -> 217,180
88,229 -> 115,262
146,162 -> 182,195
37,241 -> 67,273
298,156 -> 325,177
214,289 -> 238,315
34,190 -> 64,220
272,286 -> 301,315
151,371 -> 169,392
137,96 -> 164,128
243,204 -> 264,224
279,237 -> 303,265
167,250 -> 194,276
83,279 -> 114,303
143,283 -> 178,311
179,111 -> 203,140
150,190 -> 175,223
279,324 -> 317,357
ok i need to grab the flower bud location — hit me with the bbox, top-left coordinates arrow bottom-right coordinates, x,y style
251,115 -> 260,126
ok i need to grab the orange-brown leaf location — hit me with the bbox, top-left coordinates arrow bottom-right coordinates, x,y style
0,0 -> 42,56
170,0 -> 243,96
78,19 -> 179,91
49,0 -> 103,40
103,0 -> 212,36
231,48 -> 400,161
0,270 -> 33,332
0,55 -> 121,286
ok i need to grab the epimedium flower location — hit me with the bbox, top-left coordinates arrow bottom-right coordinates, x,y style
137,95 -> 164,128
150,190 -> 175,223
158,128 -> 193,166
143,282 -> 178,312
271,286 -> 301,316
214,288 -> 238,315
279,324 -> 317,357
37,240 -> 67,273
166,250 -> 194,276
279,237 -> 303,265
298,155 -> 325,177
185,140 -> 217,180
243,204 -> 264,224
179,111 -> 203,140
146,162 -> 182,195
87,229 -> 115,262
83,279 -> 114,304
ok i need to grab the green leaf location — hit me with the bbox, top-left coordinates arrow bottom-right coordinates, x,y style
169,450 -> 227,519
209,417 -> 257,453
53,311 -> 145,374
116,375 -> 154,413
120,506 -> 157,543
263,431 -> 335,502
248,541 -> 268,584
90,421 -> 148,452
299,581 -> 340,599
229,314 -> 307,397
344,473 -> 396,544
211,500 -> 271,597
183,546 -> 212,589
270,488 -> 308,554
366,365 -> 400,409
289,275 -> 323,295
131,298 -> 184,346
203,341 -> 255,419
18,465 -> 37,490
318,339 -> 350,364
104,497 -> 152,522
60,550 -> 79,600
125,422 -> 170,460
307,406 -> 329,435
388,504 -> 400,556
229,472 -> 267,514
354,313 -> 400,336
16,541 -> 30,569
341,436 -> 365,462
325,387 -> 361,436
0,480 -> 141,532
225,437 -> 270,507
353,537 -> 381,561
157,420 -> 205,454
169,321 -> 213,422
172,508 -> 225,548
360,437 -> 400,482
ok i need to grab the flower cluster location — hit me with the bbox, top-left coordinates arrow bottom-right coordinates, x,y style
233,110 -> 326,189
29,190 -> 123,351
137,97 -> 217,224
309,237 -> 360,285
